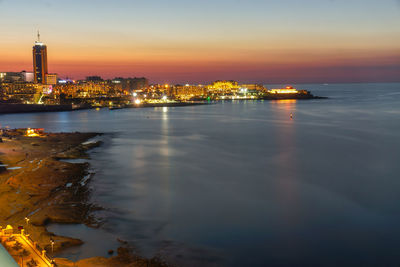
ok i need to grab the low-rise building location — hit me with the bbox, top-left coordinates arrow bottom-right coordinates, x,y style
45,73 -> 57,85
0,71 -> 34,83
171,84 -> 207,100
112,77 -> 149,92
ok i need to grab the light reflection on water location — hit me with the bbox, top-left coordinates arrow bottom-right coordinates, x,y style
1,83 -> 400,266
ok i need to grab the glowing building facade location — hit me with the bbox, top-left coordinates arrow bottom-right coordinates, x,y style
45,73 -> 57,85
32,32 -> 48,84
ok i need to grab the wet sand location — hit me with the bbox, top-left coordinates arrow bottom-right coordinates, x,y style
0,129 -> 169,267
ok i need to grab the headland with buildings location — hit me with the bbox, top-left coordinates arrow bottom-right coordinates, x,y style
0,33 -> 326,114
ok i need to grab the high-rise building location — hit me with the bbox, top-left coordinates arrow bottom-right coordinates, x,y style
32,31 -> 48,84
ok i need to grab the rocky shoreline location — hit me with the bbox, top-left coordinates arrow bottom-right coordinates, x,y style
0,129 -> 170,267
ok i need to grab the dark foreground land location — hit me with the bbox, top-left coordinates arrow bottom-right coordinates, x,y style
0,129 -> 169,267
0,101 -> 210,114
0,103 -> 75,114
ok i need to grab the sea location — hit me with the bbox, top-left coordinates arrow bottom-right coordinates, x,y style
1,83 -> 400,266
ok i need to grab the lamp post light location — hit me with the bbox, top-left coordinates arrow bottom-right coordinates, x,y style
24,217 -> 29,234
50,238 -> 55,254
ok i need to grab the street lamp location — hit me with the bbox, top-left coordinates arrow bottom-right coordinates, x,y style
24,217 -> 29,234
50,238 -> 55,254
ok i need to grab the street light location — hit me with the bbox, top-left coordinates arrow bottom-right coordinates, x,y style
50,238 -> 55,254
24,217 -> 29,234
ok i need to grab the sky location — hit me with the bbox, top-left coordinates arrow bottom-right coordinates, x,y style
0,0 -> 399,84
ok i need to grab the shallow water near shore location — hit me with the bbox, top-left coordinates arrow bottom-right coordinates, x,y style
1,83 -> 400,266
59,158 -> 89,164
47,224 -> 120,260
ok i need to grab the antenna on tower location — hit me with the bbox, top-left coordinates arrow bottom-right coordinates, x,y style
37,30 -> 41,42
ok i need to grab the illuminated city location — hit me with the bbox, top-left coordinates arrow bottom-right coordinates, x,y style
1,1 -> 400,267
0,34 -> 321,113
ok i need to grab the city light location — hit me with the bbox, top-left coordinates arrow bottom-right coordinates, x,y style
268,86 -> 299,94
26,128 -> 40,137
0,32 -> 315,107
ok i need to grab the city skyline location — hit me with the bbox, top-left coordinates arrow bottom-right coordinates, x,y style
1,0 -> 399,84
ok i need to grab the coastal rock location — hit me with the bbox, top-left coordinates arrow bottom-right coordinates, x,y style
0,131 -> 99,256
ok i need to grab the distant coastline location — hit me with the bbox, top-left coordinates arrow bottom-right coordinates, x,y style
0,103 -> 75,114
0,93 -> 328,115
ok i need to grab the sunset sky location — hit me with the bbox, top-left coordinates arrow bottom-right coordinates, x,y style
1,0 -> 399,84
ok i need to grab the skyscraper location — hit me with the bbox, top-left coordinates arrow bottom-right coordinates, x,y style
32,31 -> 48,84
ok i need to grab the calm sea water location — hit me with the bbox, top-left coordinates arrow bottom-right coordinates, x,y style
2,83 -> 400,266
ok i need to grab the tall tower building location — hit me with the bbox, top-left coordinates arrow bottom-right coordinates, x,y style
32,31 -> 48,84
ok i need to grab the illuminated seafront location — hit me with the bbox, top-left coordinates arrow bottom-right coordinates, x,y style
1,83 -> 399,266
0,84 -> 325,114
2,66 -> 327,113
1,36 -> 327,113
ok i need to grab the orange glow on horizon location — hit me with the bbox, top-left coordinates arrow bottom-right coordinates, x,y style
1,40 -> 399,83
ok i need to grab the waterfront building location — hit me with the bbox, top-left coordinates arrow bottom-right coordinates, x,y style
268,86 -> 299,94
32,32 -> 48,84
146,84 -> 171,97
54,80 -> 125,98
0,71 -> 35,83
240,84 -> 266,92
207,80 -> 240,95
0,72 -> 23,82
171,84 -> 207,100
21,71 -> 34,82
112,77 -> 149,92
0,81 -> 38,100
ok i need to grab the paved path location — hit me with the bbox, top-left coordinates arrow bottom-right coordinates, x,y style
1,234 -> 51,267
